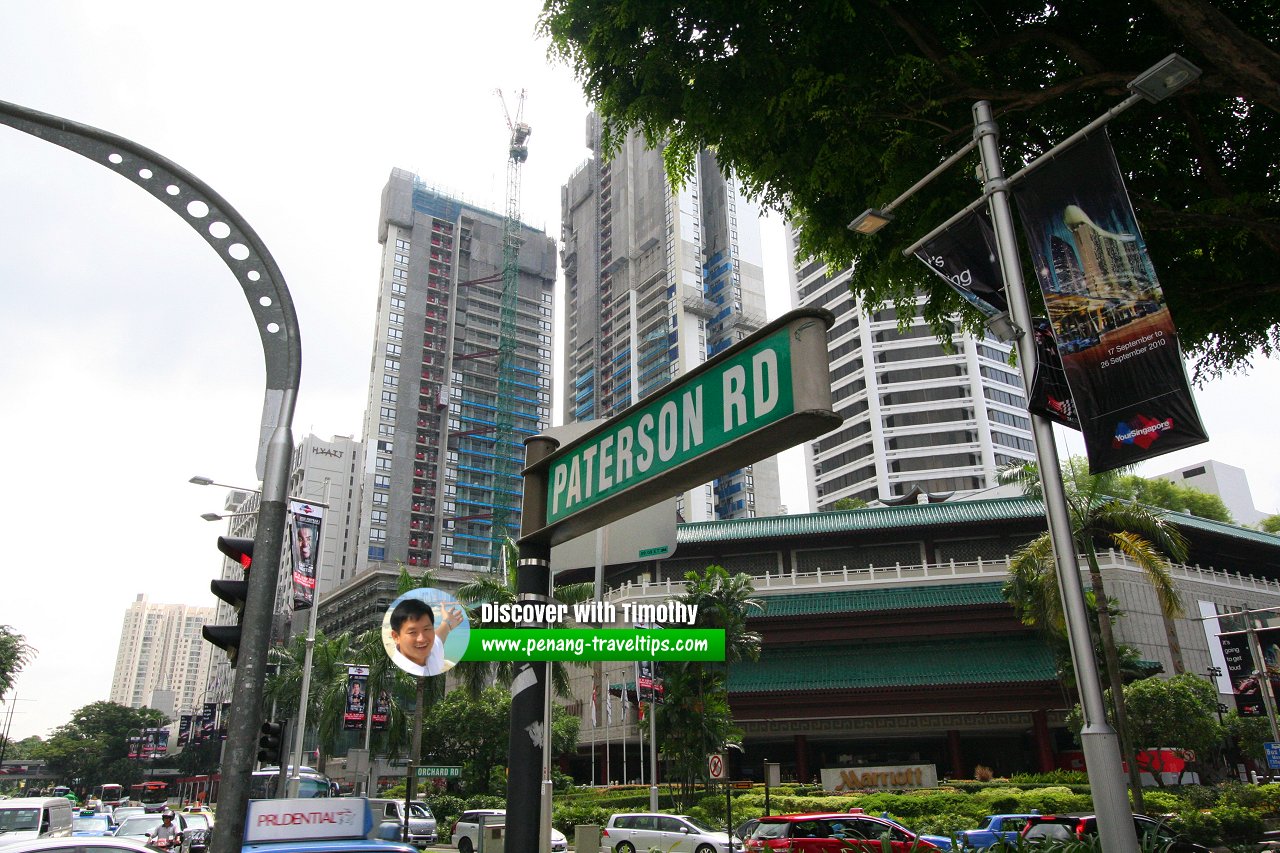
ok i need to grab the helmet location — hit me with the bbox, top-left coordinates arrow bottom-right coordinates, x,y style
161,811 -> 174,820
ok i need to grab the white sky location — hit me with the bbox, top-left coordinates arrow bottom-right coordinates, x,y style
1,1 -> 1275,743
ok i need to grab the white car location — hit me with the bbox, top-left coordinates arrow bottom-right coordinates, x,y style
604,813 -> 742,853
451,809 -> 567,853
0,839 -> 154,853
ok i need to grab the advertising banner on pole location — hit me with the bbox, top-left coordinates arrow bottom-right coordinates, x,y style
219,702 -> 231,741
177,714 -> 191,747
198,702 -> 217,743
344,665 -> 369,731
289,500 -> 323,610
1015,131 -> 1207,472
912,209 -> 1008,318
914,209 -> 1079,429
373,688 -> 390,731
1218,628 -> 1280,716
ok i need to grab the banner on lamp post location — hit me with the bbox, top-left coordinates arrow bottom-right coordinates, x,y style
344,665 -> 369,731
1014,131 -> 1207,472
914,209 -> 1079,430
289,500 -> 323,610
1218,628 -> 1280,717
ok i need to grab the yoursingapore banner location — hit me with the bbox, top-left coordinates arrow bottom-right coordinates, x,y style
1015,131 -> 1207,472
912,211 -> 1078,430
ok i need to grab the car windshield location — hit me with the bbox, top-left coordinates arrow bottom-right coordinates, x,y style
752,822 -> 789,840
75,817 -> 110,831
0,808 -> 40,832
117,816 -> 169,836
682,816 -> 717,834
184,815 -> 209,831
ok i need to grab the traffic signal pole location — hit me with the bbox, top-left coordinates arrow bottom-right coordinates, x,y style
213,425 -> 293,848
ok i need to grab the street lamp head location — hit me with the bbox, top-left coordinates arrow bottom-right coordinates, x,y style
201,512 -> 223,522
1128,54 -> 1201,102
848,208 -> 894,235
189,476 -> 215,486
985,312 -> 1023,342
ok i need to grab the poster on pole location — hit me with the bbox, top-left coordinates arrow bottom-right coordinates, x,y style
344,665 -> 369,731
198,702 -> 217,743
1219,628 -> 1280,716
289,500 -> 323,610
1014,131 -> 1207,472
912,209 -> 1008,318
177,714 -> 192,748
373,689 -> 390,731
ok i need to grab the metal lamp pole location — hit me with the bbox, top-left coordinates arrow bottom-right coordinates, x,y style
971,100 -> 1135,853
287,481 -> 332,797
0,99 -> 302,853
845,55 -> 1202,853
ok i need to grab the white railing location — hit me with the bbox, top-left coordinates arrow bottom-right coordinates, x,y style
602,551 -> 1280,601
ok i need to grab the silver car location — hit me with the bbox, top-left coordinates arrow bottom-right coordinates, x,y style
604,813 -> 742,853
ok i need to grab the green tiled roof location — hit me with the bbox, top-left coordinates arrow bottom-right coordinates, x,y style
676,495 -> 1280,549
728,635 -> 1057,692
757,582 -> 1008,618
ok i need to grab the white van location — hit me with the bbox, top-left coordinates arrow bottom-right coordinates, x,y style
0,797 -> 74,847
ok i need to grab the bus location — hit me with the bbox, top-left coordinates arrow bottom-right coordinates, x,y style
248,768 -> 334,799
91,784 -> 126,809
129,781 -> 169,812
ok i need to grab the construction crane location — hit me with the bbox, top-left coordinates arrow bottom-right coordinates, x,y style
489,89 -> 530,572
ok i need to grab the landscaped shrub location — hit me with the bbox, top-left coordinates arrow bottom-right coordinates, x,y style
1178,785 -> 1218,810
1009,769 -> 1089,785
1211,803 -> 1266,843
971,786 -> 1024,813
1218,780 -> 1268,809
551,801 -> 611,837
1136,789 -> 1186,815
912,810 -> 975,838
1169,809 -> 1222,847
423,793 -> 466,835
1017,786 -> 1092,815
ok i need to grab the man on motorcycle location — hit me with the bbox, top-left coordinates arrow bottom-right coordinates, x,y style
151,811 -> 180,849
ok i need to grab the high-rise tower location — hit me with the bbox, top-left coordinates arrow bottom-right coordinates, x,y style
560,114 -> 781,522
789,226 -> 1037,509
356,169 -> 557,572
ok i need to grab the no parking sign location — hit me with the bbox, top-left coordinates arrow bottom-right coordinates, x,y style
708,753 -> 727,781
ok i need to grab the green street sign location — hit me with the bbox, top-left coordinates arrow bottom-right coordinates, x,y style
416,765 -> 461,779
530,308 -> 839,546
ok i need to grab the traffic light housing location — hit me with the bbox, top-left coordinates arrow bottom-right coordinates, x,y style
258,720 -> 286,765
201,536 -> 254,667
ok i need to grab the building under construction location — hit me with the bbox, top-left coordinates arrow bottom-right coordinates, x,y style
355,168 -> 557,573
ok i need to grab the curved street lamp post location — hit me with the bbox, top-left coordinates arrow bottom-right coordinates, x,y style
0,99 -> 301,853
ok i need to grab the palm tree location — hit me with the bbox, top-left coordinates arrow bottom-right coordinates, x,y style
999,457 -> 1188,812
263,629 -> 352,773
454,536 -> 594,697
657,564 -> 762,809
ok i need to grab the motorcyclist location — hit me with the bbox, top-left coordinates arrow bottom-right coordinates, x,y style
151,811 -> 180,849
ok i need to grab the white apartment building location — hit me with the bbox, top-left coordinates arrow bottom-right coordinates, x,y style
109,595 -> 214,719
788,229 -> 1037,508
560,113 -> 781,521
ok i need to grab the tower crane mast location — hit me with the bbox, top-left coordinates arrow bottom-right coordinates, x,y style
490,89 -> 529,571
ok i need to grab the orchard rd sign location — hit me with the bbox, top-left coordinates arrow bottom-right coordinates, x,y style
528,308 -> 840,546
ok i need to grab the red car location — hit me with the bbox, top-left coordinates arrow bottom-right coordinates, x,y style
745,813 -> 943,853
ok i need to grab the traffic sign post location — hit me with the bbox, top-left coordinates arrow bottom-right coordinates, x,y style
1265,742 -> 1280,770
416,765 -> 462,779
708,753 -> 727,781
505,308 -> 839,853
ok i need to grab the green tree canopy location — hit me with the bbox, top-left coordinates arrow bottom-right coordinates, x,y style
1261,514 -> 1280,534
33,701 -> 165,791
1122,673 -> 1223,786
0,626 -> 34,697
540,0 -> 1280,377
419,686 -> 578,795
1112,474 -> 1233,522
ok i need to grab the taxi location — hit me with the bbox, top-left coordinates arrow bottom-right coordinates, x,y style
241,798 -> 416,853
